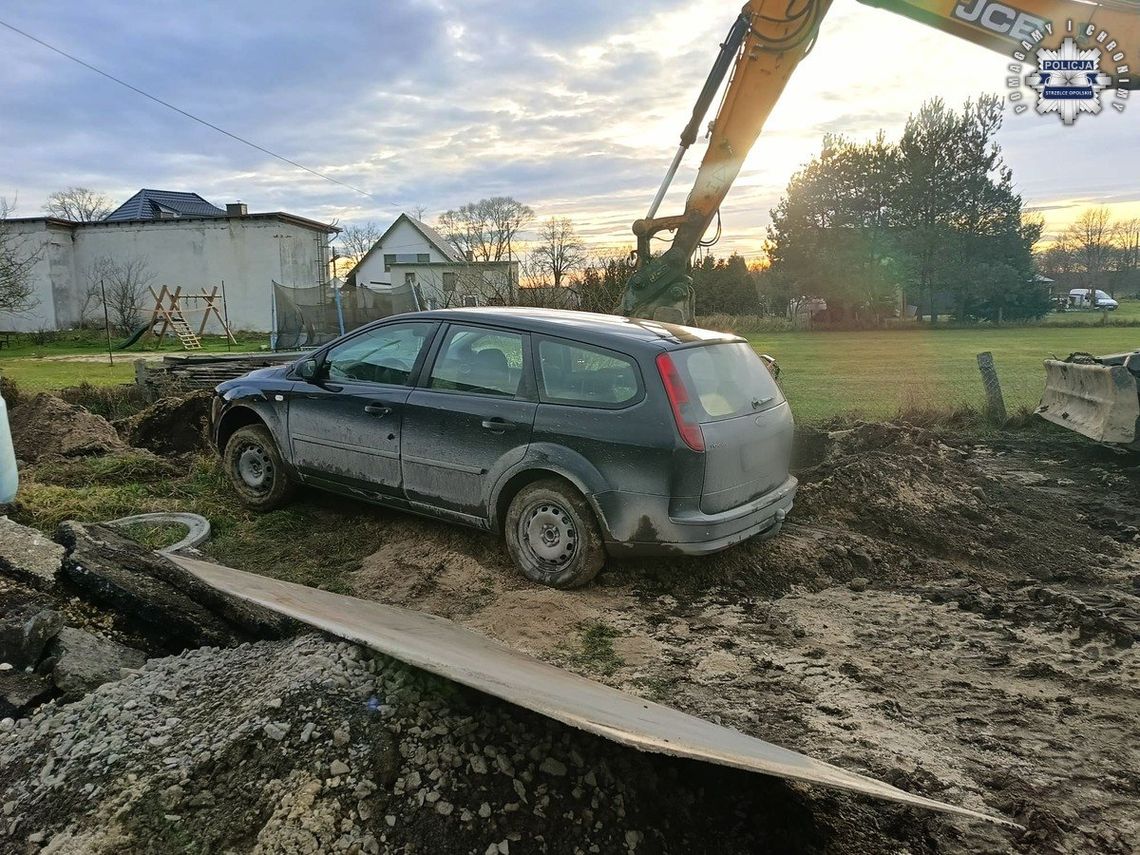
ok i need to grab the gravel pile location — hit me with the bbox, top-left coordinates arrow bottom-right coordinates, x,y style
0,634 -> 812,855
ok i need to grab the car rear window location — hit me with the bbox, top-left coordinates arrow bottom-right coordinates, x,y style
538,339 -> 640,407
670,342 -> 784,422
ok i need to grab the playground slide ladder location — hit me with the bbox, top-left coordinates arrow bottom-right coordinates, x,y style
169,313 -> 202,350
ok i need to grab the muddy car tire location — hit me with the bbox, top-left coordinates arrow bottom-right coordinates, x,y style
505,479 -> 605,589
223,424 -> 296,511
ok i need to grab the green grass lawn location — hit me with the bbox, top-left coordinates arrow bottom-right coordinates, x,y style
0,359 -> 137,390
2,324 -> 1137,423
1038,299 -> 1140,325
749,326 -> 1139,421
0,329 -> 267,391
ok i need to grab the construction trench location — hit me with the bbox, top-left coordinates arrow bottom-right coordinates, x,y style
0,389 -> 1138,853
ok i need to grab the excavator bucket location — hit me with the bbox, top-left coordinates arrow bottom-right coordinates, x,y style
1036,352 -> 1140,449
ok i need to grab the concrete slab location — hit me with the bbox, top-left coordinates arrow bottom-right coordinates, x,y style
171,554 -> 1016,828
0,516 -> 64,590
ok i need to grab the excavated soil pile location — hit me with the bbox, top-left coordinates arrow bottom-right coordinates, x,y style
114,390 -> 213,456
0,635 -> 825,855
6,390 -> 1140,853
351,422 -> 1140,854
793,422 -> 1128,586
7,394 -> 127,463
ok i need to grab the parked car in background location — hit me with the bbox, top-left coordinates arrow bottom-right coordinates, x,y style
210,308 -> 797,588
1068,288 -> 1119,310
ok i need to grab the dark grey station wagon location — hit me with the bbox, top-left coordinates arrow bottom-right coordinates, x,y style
211,308 -> 797,588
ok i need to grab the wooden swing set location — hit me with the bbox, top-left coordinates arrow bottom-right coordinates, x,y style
144,284 -> 236,350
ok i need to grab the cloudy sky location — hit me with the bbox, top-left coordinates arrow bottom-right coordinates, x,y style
1,0 -> 1137,259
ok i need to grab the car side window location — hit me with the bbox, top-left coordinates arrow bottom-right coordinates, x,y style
538,339 -> 640,406
429,325 -> 525,397
324,322 -> 435,385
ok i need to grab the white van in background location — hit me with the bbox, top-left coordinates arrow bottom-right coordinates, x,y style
1068,288 -> 1119,310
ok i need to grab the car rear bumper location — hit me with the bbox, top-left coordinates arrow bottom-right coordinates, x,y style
595,475 -> 798,557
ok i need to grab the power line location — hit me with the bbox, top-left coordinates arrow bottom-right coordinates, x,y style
0,18 -> 388,204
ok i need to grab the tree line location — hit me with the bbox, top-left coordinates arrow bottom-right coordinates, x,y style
1036,207 -> 1140,293
763,95 -> 1046,324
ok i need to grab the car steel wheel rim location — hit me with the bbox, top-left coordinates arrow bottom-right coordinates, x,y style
520,501 -> 577,570
236,443 -> 273,492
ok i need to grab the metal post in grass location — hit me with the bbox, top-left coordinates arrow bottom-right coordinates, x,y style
976,351 -> 1006,424
221,279 -> 231,352
100,279 -> 114,366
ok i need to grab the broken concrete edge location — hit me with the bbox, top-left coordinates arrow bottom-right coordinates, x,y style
0,516 -> 66,591
56,521 -> 302,646
169,554 -> 1022,830
48,625 -> 146,700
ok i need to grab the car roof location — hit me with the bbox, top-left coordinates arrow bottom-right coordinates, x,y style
392,307 -> 743,349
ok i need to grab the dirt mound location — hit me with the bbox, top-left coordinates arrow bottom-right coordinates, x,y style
348,422 -> 1140,852
8,393 -> 128,463
793,421 -> 1121,585
114,390 -> 213,455
0,376 -> 21,408
0,634 -> 824,854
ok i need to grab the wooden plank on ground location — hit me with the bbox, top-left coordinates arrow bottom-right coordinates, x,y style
169,555 -> 1016,828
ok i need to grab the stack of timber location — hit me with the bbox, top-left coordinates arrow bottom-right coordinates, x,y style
134,352 -> 302,393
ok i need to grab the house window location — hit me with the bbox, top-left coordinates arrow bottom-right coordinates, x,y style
417,253 -> 430,263
383,253 -> 396,272
462,295 -> 479,307
405,272 -> 416,286
442,272 -> 456,292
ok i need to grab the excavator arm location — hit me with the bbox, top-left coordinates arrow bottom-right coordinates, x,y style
620,0 -> 1139,323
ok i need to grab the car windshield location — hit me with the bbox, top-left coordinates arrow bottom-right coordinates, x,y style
670,342 -> 784,422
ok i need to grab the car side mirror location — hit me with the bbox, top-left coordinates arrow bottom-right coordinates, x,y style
298,358 -> 321,382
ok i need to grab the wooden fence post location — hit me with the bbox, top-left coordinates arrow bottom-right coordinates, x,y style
976,351 -> 1007,424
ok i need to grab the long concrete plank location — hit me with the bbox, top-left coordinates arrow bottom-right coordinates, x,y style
171,555 -> 1016,827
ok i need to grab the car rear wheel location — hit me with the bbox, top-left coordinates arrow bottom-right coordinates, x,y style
505,479 -> 605,589
223,424 -> 296,511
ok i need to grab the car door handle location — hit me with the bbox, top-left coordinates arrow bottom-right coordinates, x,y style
481,418 -> 516,432
364,404 -> 392,417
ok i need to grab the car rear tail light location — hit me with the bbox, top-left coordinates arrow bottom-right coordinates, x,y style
655,352 -> 705,452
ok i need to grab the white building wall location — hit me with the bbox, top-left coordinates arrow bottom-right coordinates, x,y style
0,217 -> 333,333
0,221 -> 65,332
71,218 -> 326,332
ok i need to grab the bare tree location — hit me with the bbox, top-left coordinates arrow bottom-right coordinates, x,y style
1114,217 -> 1140,275
88,255 -> 154,333
0,198 -> 40,314
437,197 -> 534,262
43,186 -> 115,221
1063,206 -> 1115,292
1037,230 -> 1076,281
529,217 -> 587,289
337,222 -> 383,267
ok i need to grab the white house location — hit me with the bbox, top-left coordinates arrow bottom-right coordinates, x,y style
348,213 -> 519,309
1,189 -> 337,332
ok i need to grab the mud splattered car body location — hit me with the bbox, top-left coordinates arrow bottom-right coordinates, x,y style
211,308 -> 796,583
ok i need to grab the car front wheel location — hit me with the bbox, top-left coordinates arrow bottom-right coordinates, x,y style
505,479 -> 605,589
223,424 -> 296,510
